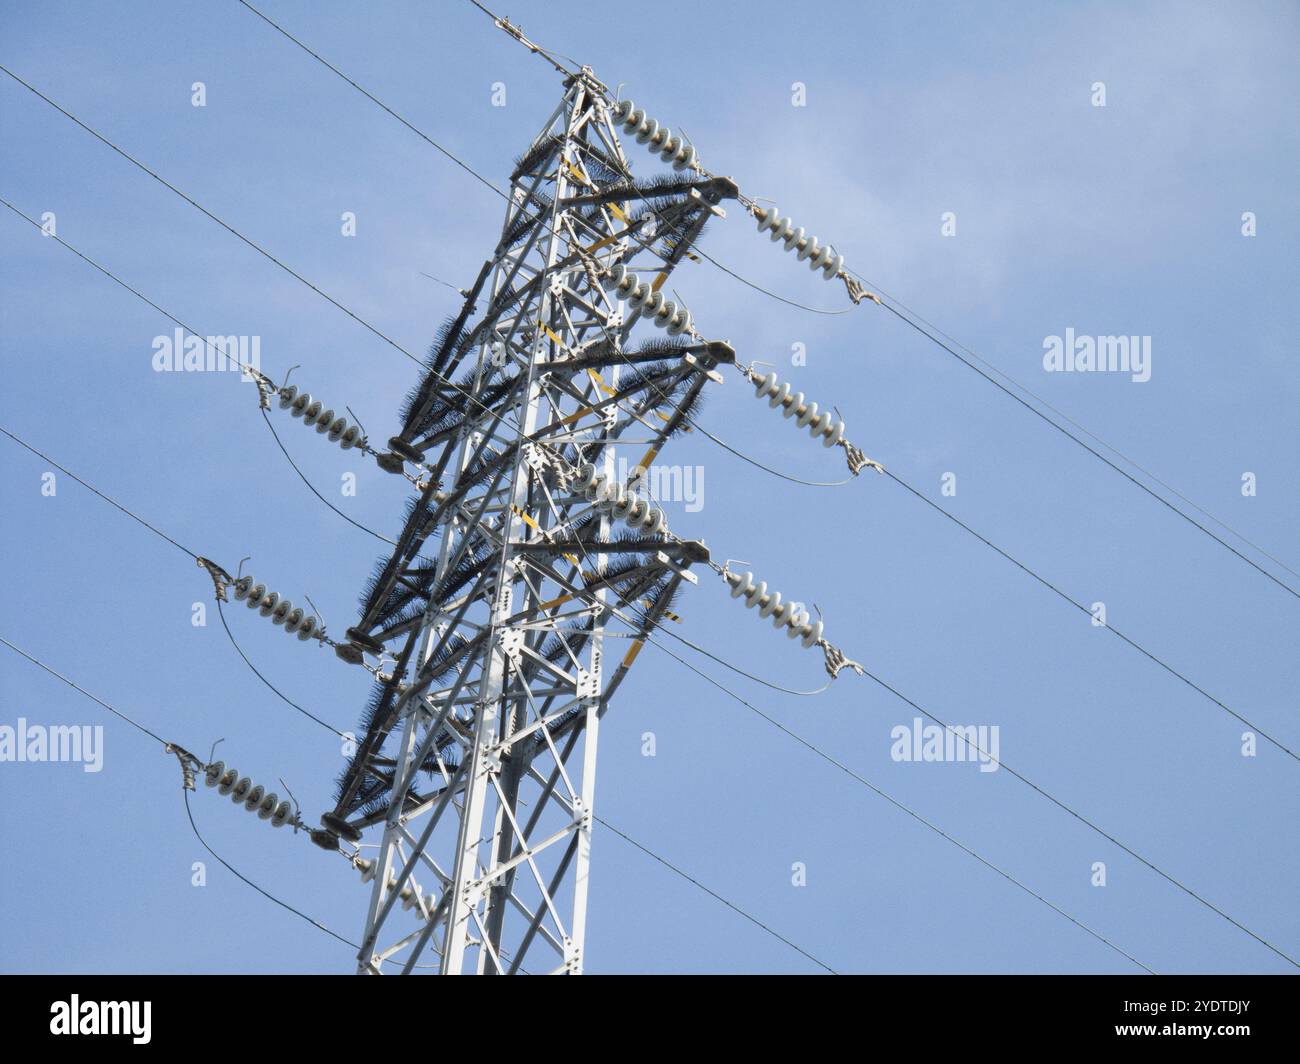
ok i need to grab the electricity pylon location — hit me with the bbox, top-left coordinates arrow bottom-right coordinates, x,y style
317,68 -> 737,974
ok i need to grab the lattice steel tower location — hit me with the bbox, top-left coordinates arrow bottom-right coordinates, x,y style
315,68 -> 737,974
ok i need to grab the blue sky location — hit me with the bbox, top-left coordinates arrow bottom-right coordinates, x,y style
1,0 -> 1297,974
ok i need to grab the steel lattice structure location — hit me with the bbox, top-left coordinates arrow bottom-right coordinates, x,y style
315,69 -> 737,974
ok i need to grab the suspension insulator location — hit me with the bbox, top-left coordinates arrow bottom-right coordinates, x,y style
202,760 -> 298,829
750,371 -> 847,448
232,574 -> 325,644
753,206 -> 845,280
576,463 -> 601,494
725,569 -> 825,648
600,265 -> 693,336
580,465 -> 670,534
278,384 -> 365,452
611,99 -> 699,171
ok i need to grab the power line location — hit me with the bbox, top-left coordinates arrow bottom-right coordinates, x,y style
237,0 -> 513,204
544,473 -> 1284,969
0,636 -> 360,950
855,655 -> 1299,969
0,64 -> 422,378
0,636 -> 173,748
0,398 -> 854,970
183,788 -> 360,950
259,410 -> 398,547
0,79 -> 581,461
635,634 -> 1156,973
7,67 -> 1283,964
883,470 -> 1299,762
214,597 -> 352,739
0,195 -> 425,550
866,296 -> 1300,603
8,13 -> 1283,973
2,364 -> 1138,967
3,628 -> 827,973
0,424 -> 200,561
228,9 -> 859,491
445,0 -> 1300,601
595,815 -> 839,974
853,277 -> 1300,588
548,526 -> 1155,972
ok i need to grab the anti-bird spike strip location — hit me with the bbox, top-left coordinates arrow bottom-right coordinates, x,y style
232,574 -> 326,644
600,264 -> 694,336
752,205 -> 845,281
277,383 -> 367,451
203,760 -> 296,828
609,99 -> 699,172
